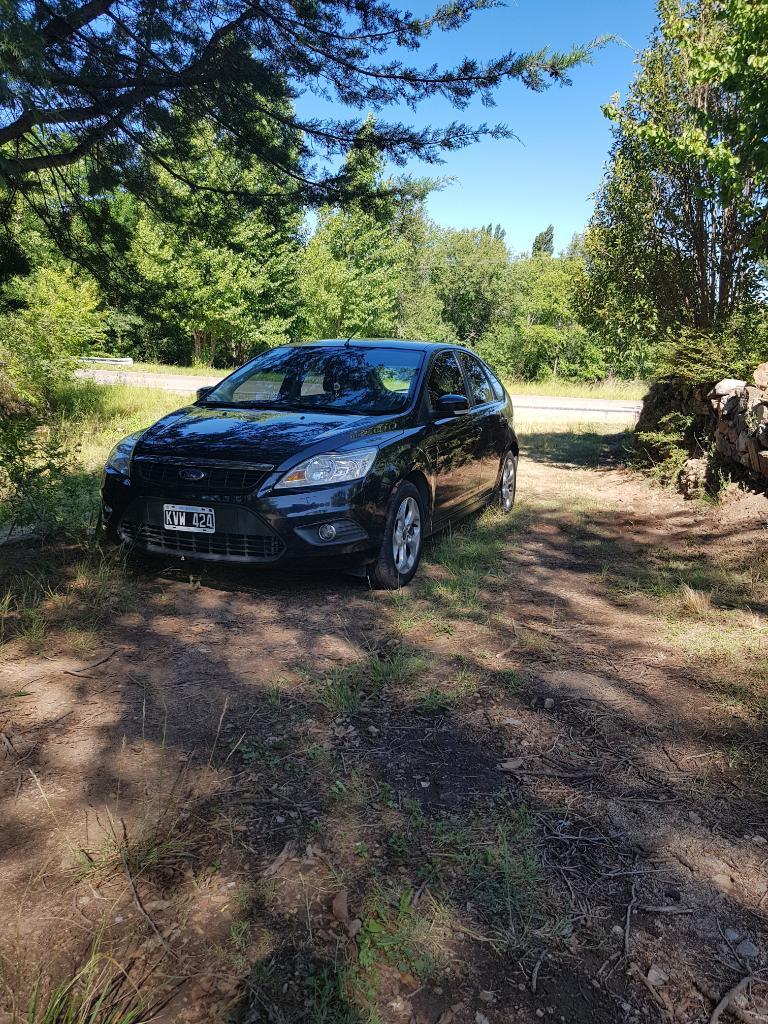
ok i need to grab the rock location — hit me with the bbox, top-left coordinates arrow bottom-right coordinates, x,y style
478,991 -> 496,1005
331,889 -> 349,923
475,1014 -> 491,1024
678,458 -> 708,498
752,835 -> 767,846
736,939 -> 759,959
725,927 -> 741,943
722,393 -> 740,416
543,697 -> 555,710
348,918 -> 362,939
498,758 -> 526,772
688,810 -> 702,825
754,362 -> 768,389
711,872 -> 733,890
712,378 -> 747,397
647,965 -> 669,988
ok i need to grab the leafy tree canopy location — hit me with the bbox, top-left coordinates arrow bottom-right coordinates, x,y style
0,0 -> 598,240
532,223 -> 554,256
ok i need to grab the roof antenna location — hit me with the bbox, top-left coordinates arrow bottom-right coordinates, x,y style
344,331 -> 357,347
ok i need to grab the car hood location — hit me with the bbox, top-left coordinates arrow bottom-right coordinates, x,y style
134,405 -> 400,465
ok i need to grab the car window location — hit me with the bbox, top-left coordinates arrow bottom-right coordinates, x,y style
206,346 -> 424,415
461,353 -> 494,405
484,364 -> 505,401
427,353 -> 467,407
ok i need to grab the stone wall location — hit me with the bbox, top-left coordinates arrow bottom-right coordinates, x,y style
691,362 -> 768,482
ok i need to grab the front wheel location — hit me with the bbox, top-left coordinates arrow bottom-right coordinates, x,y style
496,451 -> 518,513
369,481 -> 425,589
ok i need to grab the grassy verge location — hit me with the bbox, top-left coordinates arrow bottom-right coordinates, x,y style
504,378 -> 646,401
0,381 -> 192,534
105,361 -> 232,377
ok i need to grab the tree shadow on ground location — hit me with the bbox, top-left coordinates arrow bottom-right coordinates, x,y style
1,428 -> 767,1023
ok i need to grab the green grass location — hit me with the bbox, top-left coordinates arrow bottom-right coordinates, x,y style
504,377 -> 647,401
316,652 -> 425,713
99,360 -> 232,377
0,380 -> 192,535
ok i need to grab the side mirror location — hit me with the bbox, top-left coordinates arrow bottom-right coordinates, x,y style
196,386 -> 213,402
434,393 -> 469,416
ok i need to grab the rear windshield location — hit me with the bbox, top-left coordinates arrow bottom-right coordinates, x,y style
202,346 -> 424,415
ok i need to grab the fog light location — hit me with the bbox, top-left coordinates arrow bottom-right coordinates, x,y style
318,523 -> 337,542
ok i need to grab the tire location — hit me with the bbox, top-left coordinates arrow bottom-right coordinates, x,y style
369,481 -> 425,589
495,451 -> 518,513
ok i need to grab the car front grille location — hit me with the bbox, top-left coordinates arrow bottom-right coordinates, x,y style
119,522 -> 284,561
133,458 -> 271,493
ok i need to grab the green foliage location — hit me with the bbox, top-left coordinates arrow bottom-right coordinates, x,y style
300,207 -> 407,340
579,0 -> 766,385
123,119 -> 301,365
1,266 -> 107,404
0,0 -> 597,282
478,251 -> 605,380
643,0 -> 768,254
429,225 -> 510,344
531,224 -> 554,256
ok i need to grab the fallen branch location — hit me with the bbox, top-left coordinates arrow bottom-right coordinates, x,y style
710,976 -> 751,1024
120,848 -> 176,960
624,877 -> 638,956
65,649 -> 119,676
531,950 -> 546,993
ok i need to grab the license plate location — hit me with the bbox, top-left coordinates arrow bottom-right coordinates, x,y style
163,504 -> 215,533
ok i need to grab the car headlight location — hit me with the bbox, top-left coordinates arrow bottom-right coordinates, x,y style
275,449 -> 377,489
104,432 -> 143,477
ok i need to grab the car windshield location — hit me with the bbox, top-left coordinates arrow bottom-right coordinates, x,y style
202,346 -> 424,415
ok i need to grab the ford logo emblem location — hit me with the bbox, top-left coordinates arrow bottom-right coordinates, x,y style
179,468 -> 206,482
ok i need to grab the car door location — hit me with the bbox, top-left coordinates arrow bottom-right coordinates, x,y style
423,351 -> 484,521
459,352 -> 507,492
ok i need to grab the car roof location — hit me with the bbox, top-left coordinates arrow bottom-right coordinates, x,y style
295,338 -> 470,355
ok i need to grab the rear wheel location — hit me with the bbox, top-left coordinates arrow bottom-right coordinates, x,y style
496,451 -> 518,513
369,481 -> 424,589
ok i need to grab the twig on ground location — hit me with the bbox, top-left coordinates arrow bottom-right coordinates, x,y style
710,976 -> 751,1024
624,877 -> 639,956
65,649 -> 119,676
531,950 -> 546,993
120,847 -> 176,960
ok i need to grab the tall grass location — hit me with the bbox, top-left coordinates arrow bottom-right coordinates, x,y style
504,378 -> 646,401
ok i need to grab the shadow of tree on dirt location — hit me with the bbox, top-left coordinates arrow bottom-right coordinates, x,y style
1,427 -> 767,1023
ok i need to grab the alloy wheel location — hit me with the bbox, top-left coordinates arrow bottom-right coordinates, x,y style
392,495 -> 421,574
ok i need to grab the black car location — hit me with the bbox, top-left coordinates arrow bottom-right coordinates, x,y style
101,340 -> 519,588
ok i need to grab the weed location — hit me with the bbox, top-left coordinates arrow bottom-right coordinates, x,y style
491,667 -> 522,692
414,687 -> 452,713
355,888 -> 439,982
22,949 -> 158,1024
316,651 -> 424,713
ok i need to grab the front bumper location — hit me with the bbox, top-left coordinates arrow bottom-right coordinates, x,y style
101,468 -> 385,565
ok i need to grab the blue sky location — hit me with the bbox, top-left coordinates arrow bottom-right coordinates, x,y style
298,0 -> 658,254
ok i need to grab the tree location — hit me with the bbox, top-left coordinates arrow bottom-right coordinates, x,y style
578,0 -> 766,381
429,225 -> 511,343
122,118 -> 302,364
0,0 -> 597,264
478,252 -> 604,380
298,118 -> 409,340
0,265 -> 107,404
532,224 -> 554,256
648,0 -> 768,255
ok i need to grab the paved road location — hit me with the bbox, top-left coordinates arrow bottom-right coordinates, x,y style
75,367 -> 643,421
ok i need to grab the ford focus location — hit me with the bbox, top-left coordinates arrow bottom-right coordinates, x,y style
100,339 -> 519,588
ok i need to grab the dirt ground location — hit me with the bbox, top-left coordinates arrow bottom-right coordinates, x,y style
1,425 -> 767,1024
